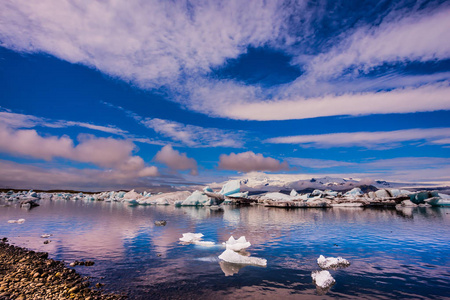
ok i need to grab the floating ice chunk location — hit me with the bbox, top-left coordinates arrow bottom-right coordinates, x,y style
181,190 -> 212,206
226,191 -> 248,198
223,236 -> 251,251
179,233 -> 215,246
8,219 -> 25,224
344,188 -> 363,197
260,192 -> 291,201
290,189 -> 298,197
317,255 -> 350,269
219,180 -> 241,196
311,189 -> 323,197
203,186 -> 214,193
218,249 -> 267,266
123,189 -> 142,200
311,270 -> 335,288
180,233 -> 204,243
41,234 -> 52,238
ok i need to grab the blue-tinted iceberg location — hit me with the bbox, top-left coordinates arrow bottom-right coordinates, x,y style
180,190 -> 213,206
219,180 -> 241,196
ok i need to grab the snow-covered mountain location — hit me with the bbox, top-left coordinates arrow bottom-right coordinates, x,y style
229,172 -> 398,192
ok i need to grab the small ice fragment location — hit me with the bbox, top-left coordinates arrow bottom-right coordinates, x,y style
223,236 -> 251,251
7,219 -> 25,224
179,233 -> 204,243
218,249 -> 267,266
317,255 -> 350,269
179,233 -> 215,246
311,270 -> 335,288
41,234 -> 52,238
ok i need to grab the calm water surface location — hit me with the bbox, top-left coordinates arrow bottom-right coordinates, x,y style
1,200 -> 449,299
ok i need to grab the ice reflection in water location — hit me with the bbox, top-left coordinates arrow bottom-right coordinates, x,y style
0,199 -> 449,299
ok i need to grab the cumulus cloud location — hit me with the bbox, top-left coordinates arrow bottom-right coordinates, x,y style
218,151 -> 288,173
0,160 -> 161,191
154,145 -> 198,175
142,118 -> 244,148
0,125 -> 158,177
266,127 -> 450,149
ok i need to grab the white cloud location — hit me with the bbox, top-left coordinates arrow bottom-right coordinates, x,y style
266,127 -> 450,149
306,7 -> 450,79
218,151 -> 288,173
0,159 -> 160,191
0,110 -> 127,135
286,158 -> 355,169
0,0 -> 286,88
0,125 -> 158,177
142,118 -> 244,148
184,81 -> 450,120
154,145 -> 198,175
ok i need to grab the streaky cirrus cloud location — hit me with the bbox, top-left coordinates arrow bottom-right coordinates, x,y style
185,80 -> 450,121
218,151 -> 289,173
154,145 -> 198,176
305,6 -> 450,78
141,118 -> 244,148
266,127 -> 450,149
0,125 -> 158,177
286,158 -> 356,169
0,110 -> 127,135
0,0 -> 286,87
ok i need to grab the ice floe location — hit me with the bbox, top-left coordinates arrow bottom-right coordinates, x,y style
317,255 -> 350,269
311,270 -> 335,288
8,219 -> 25,224
218,249 -> 267,266
179,233 -> 215,246
223,236 -> 251,251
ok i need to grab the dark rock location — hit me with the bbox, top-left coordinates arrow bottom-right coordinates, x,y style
154,220 -> 167,226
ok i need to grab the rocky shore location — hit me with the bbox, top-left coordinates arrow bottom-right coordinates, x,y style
0,240 -> 125,300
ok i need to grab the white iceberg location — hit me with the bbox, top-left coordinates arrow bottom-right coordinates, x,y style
41,234 -> 52,238
179,233 -> 215,246
7,219 -> 25,224
180,190 -> 212,206
317,255 -> 350,269
223,236 -> 251,251
311,270 -> 335,288
343,188 -> 363,197
218,249 -> 267,266
290,189 -> 298,197
219,180 -> 241,196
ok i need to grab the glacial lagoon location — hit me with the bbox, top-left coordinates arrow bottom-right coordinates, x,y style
1,200 -> 449,299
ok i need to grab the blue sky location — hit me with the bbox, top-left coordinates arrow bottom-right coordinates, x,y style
0,0 -> 449,190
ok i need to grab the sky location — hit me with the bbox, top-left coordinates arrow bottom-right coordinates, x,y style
0,0 -> 449,191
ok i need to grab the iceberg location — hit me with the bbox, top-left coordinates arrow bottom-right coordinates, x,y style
179,233 -> 215,246
219,180 -> 241,196
317,255 -> 350,269
290,189 -> 298,197
223,236 -> 251,251
7,219 -> 25,224
260,192 -> 292,201
343,188 -> 363,197
218,249 -> 267,266
180,190 -> 213,206
311,270 -> 335,288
